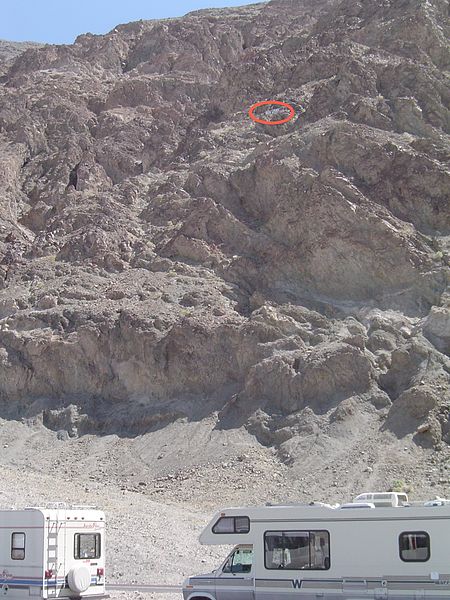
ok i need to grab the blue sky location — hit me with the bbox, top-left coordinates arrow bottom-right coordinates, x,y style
2,0 -> 262,45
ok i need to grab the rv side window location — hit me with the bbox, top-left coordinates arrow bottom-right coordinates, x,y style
213,516 -> 250,534
11,532 -> 25,560
74,533 -> 101,559
264,531 -> 330,570
399,531 -> 430,562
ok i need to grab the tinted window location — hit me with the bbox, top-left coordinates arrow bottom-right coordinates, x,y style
265,530 -> 330,570
213,516 -> 250,534
399,532 -> 430,562
74,533 -> 101,559
11,533 -> 25,560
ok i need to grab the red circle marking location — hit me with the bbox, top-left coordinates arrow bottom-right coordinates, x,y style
248,100 -> 295,126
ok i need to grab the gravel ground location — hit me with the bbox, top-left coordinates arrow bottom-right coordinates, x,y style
109,594 -> 179,600
110,595 -> 179,600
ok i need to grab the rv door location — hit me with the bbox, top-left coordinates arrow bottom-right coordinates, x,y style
216,545 -> 254,600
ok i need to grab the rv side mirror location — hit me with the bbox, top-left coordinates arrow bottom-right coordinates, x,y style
223,561 -> 232,573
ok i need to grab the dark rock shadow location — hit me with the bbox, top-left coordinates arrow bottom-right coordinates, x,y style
0,385 -> 239,439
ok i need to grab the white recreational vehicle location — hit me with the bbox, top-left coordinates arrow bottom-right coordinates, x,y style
0,504 -> 107,599
183,492 -> 450,599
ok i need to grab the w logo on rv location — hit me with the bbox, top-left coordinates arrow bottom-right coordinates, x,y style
291,579 -> 302,589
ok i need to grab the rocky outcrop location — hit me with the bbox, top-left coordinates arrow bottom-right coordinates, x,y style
0,0 -> 448,456
0,40 -> 43,63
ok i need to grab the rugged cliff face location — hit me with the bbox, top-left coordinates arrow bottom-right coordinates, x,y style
0,40 -> 43,64
0,0 -> 449,490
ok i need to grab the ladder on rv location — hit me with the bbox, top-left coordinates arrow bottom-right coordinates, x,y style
46,517 -> 64,597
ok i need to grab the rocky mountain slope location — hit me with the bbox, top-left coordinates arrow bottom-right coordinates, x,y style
0,0 -> 449,503
0,40 -> 43,64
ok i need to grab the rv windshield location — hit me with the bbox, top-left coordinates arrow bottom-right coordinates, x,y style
222,546 -> 253,574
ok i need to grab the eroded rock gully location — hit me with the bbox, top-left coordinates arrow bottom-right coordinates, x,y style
0,0 -> 449,474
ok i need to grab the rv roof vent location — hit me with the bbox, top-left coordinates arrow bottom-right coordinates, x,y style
340,502 -> 375,509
